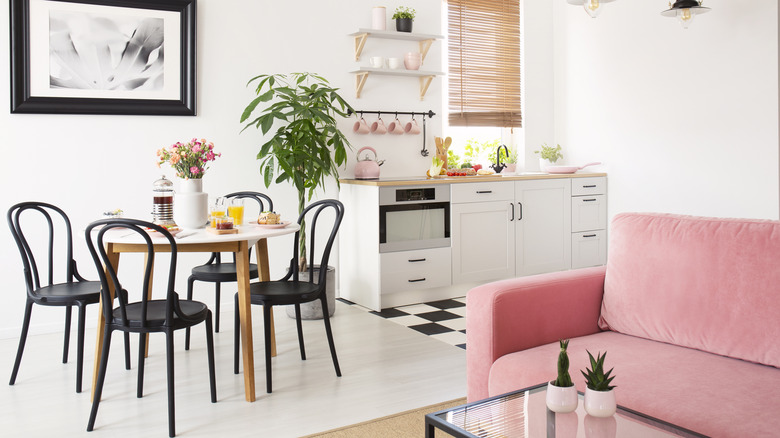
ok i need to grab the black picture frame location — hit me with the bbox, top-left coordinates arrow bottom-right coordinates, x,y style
10,0 -> 196,115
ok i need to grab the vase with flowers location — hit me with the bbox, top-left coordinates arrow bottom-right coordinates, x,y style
156,138 -> 221,228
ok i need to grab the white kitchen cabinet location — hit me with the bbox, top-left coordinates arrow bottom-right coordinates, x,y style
380,247 -> 452,294
515,179 -> 572,276
571,177 -> 608,269
451,200 -> 515,284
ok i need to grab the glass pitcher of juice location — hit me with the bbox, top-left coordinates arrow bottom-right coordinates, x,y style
209,197 -> 227,228
227,198 -> 245,227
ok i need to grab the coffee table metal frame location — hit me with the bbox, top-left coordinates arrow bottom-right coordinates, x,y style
425,382 -> 709,438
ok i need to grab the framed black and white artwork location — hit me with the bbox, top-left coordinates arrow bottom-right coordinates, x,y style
10,0 -> 196,115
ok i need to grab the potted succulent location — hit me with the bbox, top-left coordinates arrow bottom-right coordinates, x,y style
546,339 -> 579,413
392,6 -> 416,32
581,350 -> 617,417
240,72 -> 353,318
535,143 -> 563,172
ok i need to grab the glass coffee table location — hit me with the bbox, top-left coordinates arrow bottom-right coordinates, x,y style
425,383 -> 707,438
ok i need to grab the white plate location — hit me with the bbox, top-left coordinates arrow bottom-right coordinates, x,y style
252,221 -> 292,229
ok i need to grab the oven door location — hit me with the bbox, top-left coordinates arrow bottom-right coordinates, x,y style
379,202 -> 451,253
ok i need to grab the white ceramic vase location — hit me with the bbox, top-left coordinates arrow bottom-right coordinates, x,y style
175,178 -> 208,229
546,382 -> 579,413
584,388 -> 616,417
539,158 -> 555,172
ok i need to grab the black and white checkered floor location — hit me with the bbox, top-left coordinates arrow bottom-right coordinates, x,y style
339,297 -> 467,350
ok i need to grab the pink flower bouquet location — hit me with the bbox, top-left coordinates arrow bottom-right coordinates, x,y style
157,138 -> 221,179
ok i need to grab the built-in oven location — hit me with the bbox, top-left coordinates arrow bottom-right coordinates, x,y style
379,185 -> 450,253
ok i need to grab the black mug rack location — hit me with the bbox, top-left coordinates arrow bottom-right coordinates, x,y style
348,109 -> 436,156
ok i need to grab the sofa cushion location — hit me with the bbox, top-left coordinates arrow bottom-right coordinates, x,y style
489,331 -> 780,437
599,213 -> 780,368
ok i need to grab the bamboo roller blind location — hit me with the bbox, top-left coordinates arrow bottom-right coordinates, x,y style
447,0 -> 523,128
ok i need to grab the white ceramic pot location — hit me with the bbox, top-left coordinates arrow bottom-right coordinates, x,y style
175,178 -> 208,229
584,388 -> 616,417
539,158 -> 556,172
546,382 -> 578,413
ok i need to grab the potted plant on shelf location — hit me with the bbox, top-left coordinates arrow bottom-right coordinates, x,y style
534,143 -> 563,172
581,350 -> 617,417
240,72 -> 353,318
392,6 -> 416,32
546,339 -> 579,413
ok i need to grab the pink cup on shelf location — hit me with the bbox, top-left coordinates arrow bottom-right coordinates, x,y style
404,52 -> 422,70
388,117 -> 405,135
404,118 -> 421,135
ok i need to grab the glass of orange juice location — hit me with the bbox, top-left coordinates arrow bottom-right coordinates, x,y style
228,198 -> 245,227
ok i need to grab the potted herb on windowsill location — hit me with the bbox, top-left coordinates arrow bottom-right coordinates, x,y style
546,339 -> 578,413
240,72 -> 353,319
535,143 -> 563,172
393,6 -> 416,32
582,350 -> 617,417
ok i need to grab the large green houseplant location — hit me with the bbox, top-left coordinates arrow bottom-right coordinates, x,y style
240,72 -> 353,270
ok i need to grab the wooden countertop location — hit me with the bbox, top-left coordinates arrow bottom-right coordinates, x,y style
340,172 -> 607,187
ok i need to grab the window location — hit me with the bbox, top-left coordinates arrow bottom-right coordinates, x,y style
446,0 -> 522,128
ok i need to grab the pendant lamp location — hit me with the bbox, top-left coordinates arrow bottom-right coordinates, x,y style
661,0 -> 710,29
566,0 -> 617,19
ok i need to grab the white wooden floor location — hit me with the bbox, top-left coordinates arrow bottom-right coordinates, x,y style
0,301 -> 466,437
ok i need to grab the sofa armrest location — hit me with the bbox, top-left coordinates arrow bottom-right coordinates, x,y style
466,266 -> 607,401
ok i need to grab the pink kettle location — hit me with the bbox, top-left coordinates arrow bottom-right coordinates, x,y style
354,146 -> 384,180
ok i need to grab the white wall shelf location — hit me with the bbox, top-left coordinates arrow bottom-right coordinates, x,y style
350,68 -> 445,100
349,28 -> 444,62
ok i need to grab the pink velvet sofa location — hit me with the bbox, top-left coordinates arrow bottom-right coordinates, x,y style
467,212 -> 780,437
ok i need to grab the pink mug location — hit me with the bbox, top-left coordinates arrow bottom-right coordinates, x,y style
404,118 -> 421,135
387,117 -> 405,135
353,117 -> 370,134
371,117 -> 387,135
404,52 -> 422,70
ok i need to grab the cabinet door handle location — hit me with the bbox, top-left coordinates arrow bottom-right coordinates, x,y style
408,278 -> 426,283
583,234 -> 597,238
476,190 -> 493,194
408,258 -> 426,263
509,203 -> 515,221
582,198 -> 597,202
517,202 -> 523,220
583,185 -> 597,188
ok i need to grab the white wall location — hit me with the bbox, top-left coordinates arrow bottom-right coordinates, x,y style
553,0 -> 779,219
0,0 -> 443,338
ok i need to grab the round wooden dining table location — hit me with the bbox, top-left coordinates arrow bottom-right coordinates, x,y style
90,222 -> 299,402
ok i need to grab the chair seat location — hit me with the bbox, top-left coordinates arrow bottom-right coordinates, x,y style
191,263 -> 259,282
32,281 -> 102,304
112,300 -> 209,329
248,281 -> 321,306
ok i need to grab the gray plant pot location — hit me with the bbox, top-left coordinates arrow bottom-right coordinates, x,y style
286,265 -> 336,320
396,18 -> 413,32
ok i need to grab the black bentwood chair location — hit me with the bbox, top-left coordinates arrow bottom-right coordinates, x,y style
7,202 -> 130,393
85,219 -> 216,438
234,199 -> 344,393
184,191 -> 273,349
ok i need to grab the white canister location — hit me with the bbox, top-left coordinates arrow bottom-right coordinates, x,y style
372,7 -> 386,30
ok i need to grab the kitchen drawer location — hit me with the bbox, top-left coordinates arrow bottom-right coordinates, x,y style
571,177 -> 606,196
380,247 -> 452,294
571,195 -> 607,232
571,230 -> 607,269
451,181 -> 514,204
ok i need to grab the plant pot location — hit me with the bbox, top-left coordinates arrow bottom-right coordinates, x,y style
175,178 -> 208,229
396,17 -> 413,32
285,265 -> 336,320
546,382 -> 578,413
501,163 -> 518,175
539,158 -> 556,172
584,388 -> 616,417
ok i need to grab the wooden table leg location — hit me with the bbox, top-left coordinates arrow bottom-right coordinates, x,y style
254,239 -> 276,357
235,240 -> 256,402
91,244 -> 119,402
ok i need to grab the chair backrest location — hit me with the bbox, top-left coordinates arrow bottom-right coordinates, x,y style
7,202 -> 79,294
225,191 -> 274,213
85,218 -> 179,328
289,199 -> 344,287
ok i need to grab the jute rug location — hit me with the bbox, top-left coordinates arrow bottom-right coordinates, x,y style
303,398 -> 467,437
